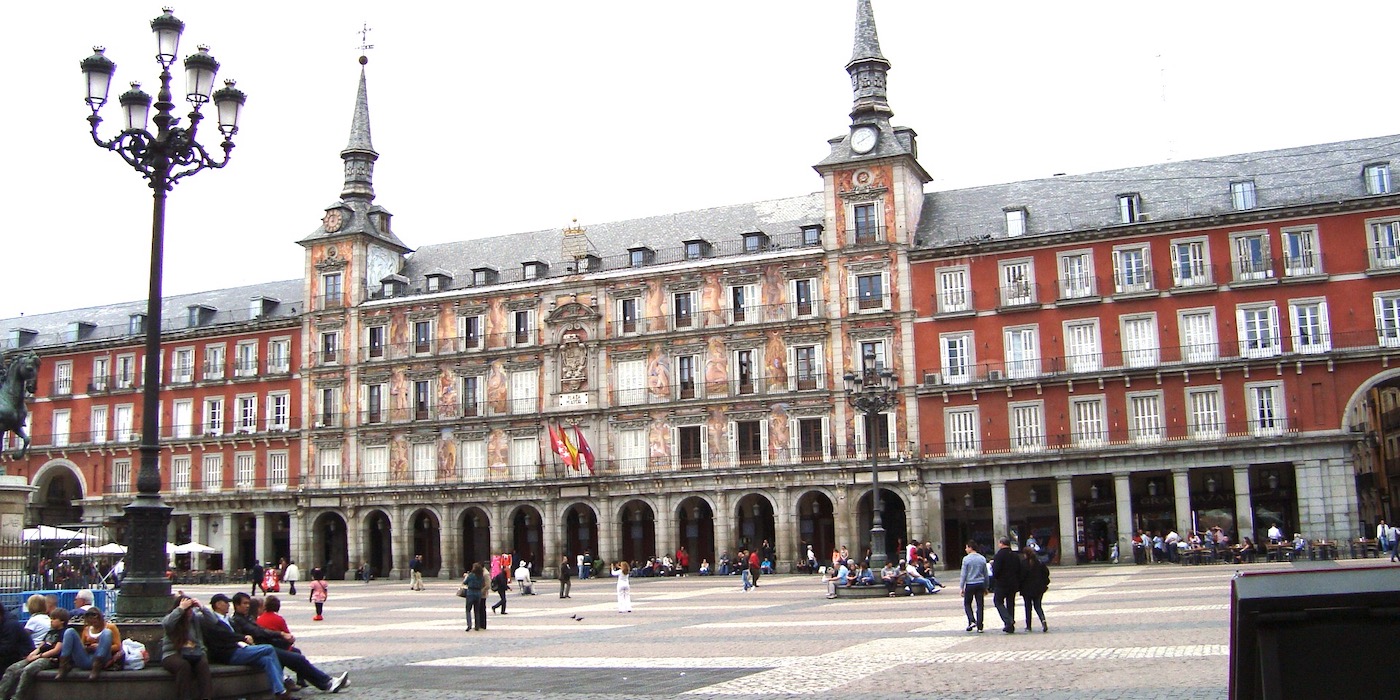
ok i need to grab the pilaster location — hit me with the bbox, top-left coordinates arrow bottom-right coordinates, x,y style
1114,473 -> 1133,565
1057,476 -> 1077,565
1232,466 -> 1254,543
990,479 -> 1009,544
1172,469 -> 1192,536
924,480 -> 944,564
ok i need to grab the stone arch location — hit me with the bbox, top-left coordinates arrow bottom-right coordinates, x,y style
559,501 -> 599,565
363,509 -> 394,580
458,507 -> 491,573
616,498 -> 657,564
506,504 -> 544,575
408,507 -> 443,577
1340,368 -> 1400,433
29,459 -> 86,526
856,486 -> 908,565
732,492 -> 776,555
674,496 -> 715,571
310,511 -> 349,580
795,489 -> 837,568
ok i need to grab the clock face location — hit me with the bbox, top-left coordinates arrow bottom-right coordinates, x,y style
851,126 -> 878,154
322,209 -> 344,233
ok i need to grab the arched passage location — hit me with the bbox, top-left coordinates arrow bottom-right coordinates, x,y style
459,508 -> 491,573
618,500 -> 655,564
798,491 -> 835,569
675,497 -> 714,572
562,503 -> 598,564
857,487 -> 907,565
31,462 -> 84,526
733,493 -> 775,555
511,505 -> 544,576
311,512 -> 348,580
410,509 -> 442,577
365,510 -> 393,580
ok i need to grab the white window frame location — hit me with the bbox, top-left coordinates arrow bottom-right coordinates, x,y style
1063,318 -> 1101,373
728,418 -> 770,467
1005,208 -> 1027,237
510,368 -> 538,414
789,278 -> 819,319
1186,386 -> 1224,440
54,361 -> 73,396
267,451 -> 288,491
944,407 -> 979,457
1003,325 -> 1039,379
172,455 -> 191,494
458,314 -> 484,351
1367,217 -> 1400,269
615,359 -> 647,406
236,394 -> 257,433
1231,180 -> 1257,210
460,439 -> 487,483
672,291 -> 696,330
1126,391 -> 1164,444
509,436 -> 538,481
234,452 -> 256,491
511,309 -> 537,347
1118,193 -> 1141,223
936,266 -> 971,313
172,399 -> 193,439
847,199 -> 884,244
1009,401 -> 1045,453
316,447 -> 341,487
788,343 -> 825,392
1057,250 -> 1096,299
1112,243 -> 1152,294
203,397 -> 224,436
1069,396 -> 1107,448
1170,237 -> 1211,288
1178,308 -> 1218,363
91,357 -> 110,392
732,348 -> 761,396
90,405 -> 108,444
1237,303 -> 1281,358
852,411 -> 896,461
363,445 -> 389,487
795,417 -> 831,464
999,259 -> 1035,306
234,341 -> 258,377
114,404 -> 134,442
1288,298 -> 1330,354
1247,382 -> 1286,437
112,459 -> 132,494
267,338 -> 291,374
52,409 -> 70,447
202,454 -> 223,493
675,354 -> 702,400
856,339 -> 889,373
1121,314 -> 1160,368
1365,163 -> 1392,195
1281,226 -> 1321,277
116,354 -> 136,389
1231,230 -> 1273,282
460,376 -> 482,417
617,428 -> 648,475
412,441 -> 437,485
728,283 -> 760,324
171,347 -> 194,384
1375,292 -> 1400,348
616,296 -> 641,336
267,392 -> 290,431
850,271 -> 891,313
940,332 -> 973,385
203,345 -> 225,380
672,424 -> 709,469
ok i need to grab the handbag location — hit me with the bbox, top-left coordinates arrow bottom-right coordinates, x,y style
455,585 -> 468,598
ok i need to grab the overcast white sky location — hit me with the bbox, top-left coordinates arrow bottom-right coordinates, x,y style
5,1 -> 1399,320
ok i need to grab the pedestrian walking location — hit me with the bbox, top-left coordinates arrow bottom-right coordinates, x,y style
283,561 -> 299,597
463,563 -> 487,632
409,555 -> 425,591
613,561 -> 632,613
991,536 -> 1024,634
249,562 -> 265,596
489,566 -> 510,615
309,568 -> 329,621
1020,547 -> 1050,632
959,541 -> 987,633
558,555 -> 573,599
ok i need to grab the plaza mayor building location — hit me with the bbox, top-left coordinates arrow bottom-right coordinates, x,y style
5,1 -> 1398,578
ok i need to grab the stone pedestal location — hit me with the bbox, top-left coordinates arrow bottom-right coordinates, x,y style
0,476 -> 36,589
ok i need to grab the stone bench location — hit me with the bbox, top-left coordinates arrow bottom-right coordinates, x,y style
832,583 -> 942,599
30,663 -> 273,700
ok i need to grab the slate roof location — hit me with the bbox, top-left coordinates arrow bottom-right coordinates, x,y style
916,134 -> 1400,246
0,279 -> 303,352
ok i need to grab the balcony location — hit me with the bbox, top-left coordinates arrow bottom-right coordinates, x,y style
1283,252 -> 1324,278
202,361 -> 226,381
1231,257 -> 1280,284
610,372 -> 830,406
851,224 -> 886,246
232,359 -> 259,378
88,376 -> 111,393
265,359 -> 291,375
934,289 -> 975,316
919,426 -> 1300,461
1170,263 -> 1216,290
997,282 -> 1039,309
1112,267 -> 1157,296
49,379 -> 73,397
1057,275 -> 1100,302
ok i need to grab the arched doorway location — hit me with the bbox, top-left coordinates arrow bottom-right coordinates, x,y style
311,512 -> 348,580
675,497 -> 714,572
618,500 -> 655,564
31,465 -> 83,526
857,487 -> 906,565
236,516 -> 257,570
365,510 -> 393,580
511,506 -> 543,576
459,508 -> 491,574
410,509 -> 442,577
798,491 -> 835,567
563,504 -> 598,565
733,494 -> 774,555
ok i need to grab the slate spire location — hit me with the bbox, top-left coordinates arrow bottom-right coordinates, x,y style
846,0 -> 893,124
340,55 -> 378,202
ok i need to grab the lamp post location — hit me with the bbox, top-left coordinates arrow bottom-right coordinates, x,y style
80,8 -> 245,618
844,350 -> 899,571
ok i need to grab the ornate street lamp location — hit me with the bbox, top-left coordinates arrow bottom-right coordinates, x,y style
80,7 -> 245,619
844,350 -> 899,571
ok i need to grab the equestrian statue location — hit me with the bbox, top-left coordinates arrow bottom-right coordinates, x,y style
0,351 -> 40,468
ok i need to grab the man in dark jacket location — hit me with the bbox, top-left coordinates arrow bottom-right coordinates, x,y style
198,594 -> 294,699
228,593 -> 346,693
250,562 -> 265,595
0,601 -> 35,672
990,536 -> 1024,634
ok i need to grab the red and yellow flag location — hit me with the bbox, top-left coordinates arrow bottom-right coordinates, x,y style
574,425 -> 596,475
560,424 -> 580,470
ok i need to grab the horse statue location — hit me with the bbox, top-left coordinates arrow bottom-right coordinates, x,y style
0,351 -> 40,462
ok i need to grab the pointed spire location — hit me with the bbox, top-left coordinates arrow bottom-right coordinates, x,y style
846,0 -> 893,124
341,55 -> 378,202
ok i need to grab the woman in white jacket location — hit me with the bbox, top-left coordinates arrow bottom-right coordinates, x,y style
612,561 -> 632,613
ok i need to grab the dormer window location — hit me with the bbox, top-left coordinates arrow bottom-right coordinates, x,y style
426,276 -> 441,292
742,232 -> 769,253
187,305 -> 215,327
1004,208 -> 1027,237
580,254 -> 601,272
248,296 -> 279,319
1365,163 -> 1391,195
522,261 -> 548,280
425,271 -> 453,292
1117,193 -> 1142,224
1231,180 -> 1257,210
129,314 -> 146,335
801,225 -> 822,246
684,240 -> 710,260
471,267 -> 498,286
628,247 -> 654,268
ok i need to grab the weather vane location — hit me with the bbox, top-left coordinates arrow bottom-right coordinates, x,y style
358,22 -> 374,56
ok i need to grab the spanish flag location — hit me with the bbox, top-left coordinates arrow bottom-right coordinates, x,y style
548,423 -> 574,469
560,424 -> 580,471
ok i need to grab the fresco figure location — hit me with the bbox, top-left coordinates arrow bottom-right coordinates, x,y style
706,408 -> 728,468
700,272 -> 724,328
438,437 -> 457,479
487,429 -> 510,478
649,415 -> 672,468
763,267 -> 787,321
486,361 -> 508,415
647,345 -> 671,399
704,337 -> 728,396
769,404 -> 791,464
765,331 -> 787,393
390,435 -> 409,481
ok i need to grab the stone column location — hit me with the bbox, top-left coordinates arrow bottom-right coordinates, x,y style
830,484 -> 850,557
440,505 -> 461,578
488,502 -> 506,557
924,481 -> 945,566
392,505 -> 412,580
713,491 -> 733,560
215,513 -> 234,570
539,497 -> 557,578
345,508 -> 363,580
191,514 -> 209,570
1114,473 -> 1133,565
1172,469 -> 1192,535
774,486 -> 795,572
990,479 -> 1009,543
256,512 -> 272,567
905,480 -> 926,548
1233,466 -> 1255,544
1057,476 -> 1076,566
653,495 -> 675,567
596,496 -> 616,563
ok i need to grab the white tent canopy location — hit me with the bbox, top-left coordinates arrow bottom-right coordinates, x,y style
172,541 -> 217,554
22,526 -> 95,542
57,542 -> 127,557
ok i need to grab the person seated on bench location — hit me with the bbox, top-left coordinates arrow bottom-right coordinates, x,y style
823,560 -> 851,598
197,593 -> 296,700
903,560 -> 938,594
161,594 -> 212,700
227,593 -> 347,693
0,602 -> 33,676
56,607 -> 120,680
64,590 -> 96,621
852,563 -> 875,586
0,608 -> 67,700
880,561 -> 904,596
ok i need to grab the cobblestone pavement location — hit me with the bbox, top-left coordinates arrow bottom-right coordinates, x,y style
173,558 -> 1389,699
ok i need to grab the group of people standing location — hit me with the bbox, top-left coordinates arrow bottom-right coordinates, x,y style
958,537 -> 1051,634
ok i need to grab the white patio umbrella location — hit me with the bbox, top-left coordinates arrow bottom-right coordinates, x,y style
22,526 -> 94,542
172,541 -> 217,555
57,542 -> 126,557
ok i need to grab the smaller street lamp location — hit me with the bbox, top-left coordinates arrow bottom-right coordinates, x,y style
844,350 -> 899,571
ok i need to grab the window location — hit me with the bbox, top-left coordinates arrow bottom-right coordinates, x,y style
1170,239 -> 1211,287
999,260 -> 1034,306
412,442 -> 436,485
414,320 -> 433,354
112,459 -> 132,494
510,369 -> 538,414
1369,219 -> 1400,269
617,429 -> 646,475
1289,299 -> 1330,353
235,341 -> 258,377
743,232 -> 768,252
114,404 -> 133,442
319,332 -> 339,364
1375,293 -> 1400,348
268,393 -> 289,431
90,406 -> 108,444
1118,193 -> 1141,223
365,384 -> 384,423
1231,180 -> 1257,210
730,284 -> 758,323
852,203 -> 878,243
1232,231 -> 1272,281
512,310 -> 535,346
1179,309 -> 1218,362
616,359 -> 646,406
522,262 -> 544,280
363,445 -> 389,487
509,436 -> 538,480
91,357 -> 110,392
799,418 -> 827,463
202,454 -> 222,492
1121,315 -> 1159,368
1010,403 -> 1044,453
366,325 -> 385,358
172,455 -> 191,494
618,297 -> 639,335
235,453 -> 256,491
677,425 -> 703,468
171,349 -> 193,384
426,274 -> 443,291
735,349 -> 756,395
203,398 -> 224,435
940,332 -> 972,385
673,292 -> 694,329
1005,208 -> 1027,237
129,314 -> 145,335
414,380 -> 431,420
1281,227 -> 1320,277
54,361 -> 73,395
461,376 -> 480,417
1187,387 -> 1223,439
936,267 -> 970,313
1248,383 -> 1285,436
459,315 -> 483,351
1004,326 -> 1039,379
318,387 -> 338,427
1063,319 -> 1101,372
734,420 -> 765,466
116,355 -> 136,389
792,278 -> 816,317
628,248 -> 652,268
1058,252 -> 1095,299
316,447 -> 341,487
173,399 -> 193,439
676,355 -> 698,399
267,451 -> 288,490
267,339 -> 289,374
1127,392 -> 1164,443
1070,396 -> 1106,447
236,395 -> 257,433
801,226 -> 822,246
945,407 -> 979,457
792,345 -> 821,391
854,412 -> 892,459
51,410 -> 70,447
684,240 -> 707,260
203,346 -> 224,380
1237,304 -> 1281,358
460,439 -> 487,482
858,340 -> 888,373
855,273 -> 885,310
1365,163 -> 1391,195
1113,245 -> 1152,294
472,268 -> 493,286
321,272 -> 342,309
